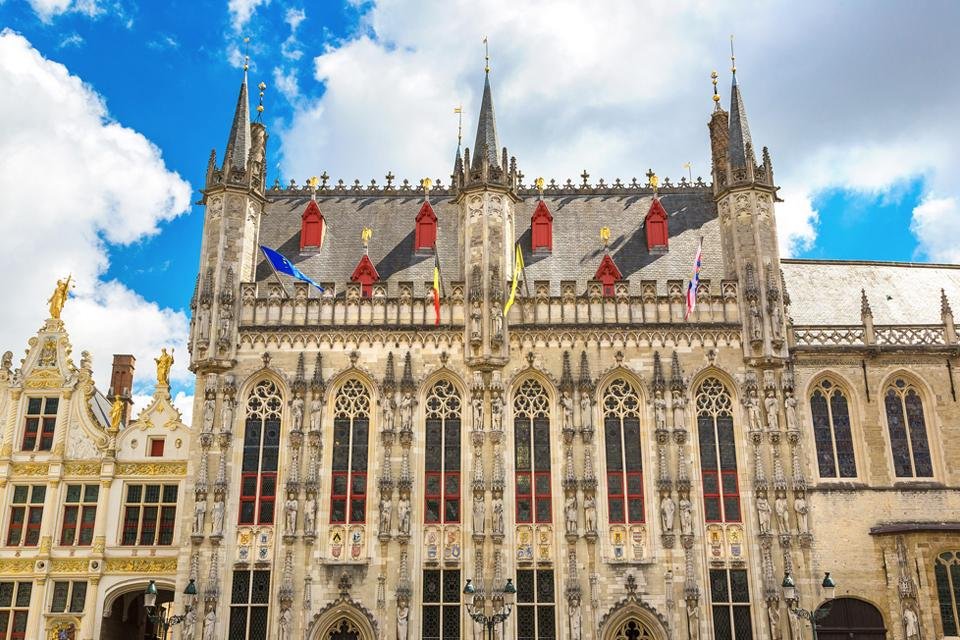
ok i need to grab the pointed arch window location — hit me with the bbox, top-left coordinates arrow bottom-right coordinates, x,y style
810,379 -> 856,478
884,378 -> 933,478
695,377 -> 740,522
331,379 -> 371,524
936,551 -> 960,636
424,380 -> 462,524
240,381 -> 282,525
603,378 -> 644,524
514,379 -> 552,524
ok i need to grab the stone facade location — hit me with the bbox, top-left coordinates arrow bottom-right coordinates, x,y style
0,316 -> 192,640
173,63 -> 960,640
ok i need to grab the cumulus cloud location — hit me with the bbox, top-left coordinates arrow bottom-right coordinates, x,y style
280,7 -> 306,60
911,196 -> 960,263
0,30 -> 192,396
228,0 -> 270,32
273,66 -> 299,102
278,1 -> 960,258
27,0 -> 102,22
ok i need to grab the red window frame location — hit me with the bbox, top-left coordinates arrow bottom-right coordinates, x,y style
22,397 -> 58,452
424,412 -> 461,525
7,486 -> 43,547
534,471 -> 552,523
607,470 -> 625,524
625,471 -> 644,523
239,473 -> 258,524
425,471 -> 442,524
516,471 -> 533,524
330,471 -> 349,524
120,484 -> 178,546
697,404 -> 741,524
60,485 -> 97,546
330,414 -> 369,526
239,415 -> 280,526
0,581 -> 31,640
443,471 -> 460,524
257,472 -> 276,525
514,410 -> 552,525
349,470 -> 367,523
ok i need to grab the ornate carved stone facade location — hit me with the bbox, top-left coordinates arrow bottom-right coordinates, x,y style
0,313 -> 192,640
174,61 -> 960,640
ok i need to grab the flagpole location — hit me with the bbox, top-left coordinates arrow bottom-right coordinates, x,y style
262,249 -> 292,299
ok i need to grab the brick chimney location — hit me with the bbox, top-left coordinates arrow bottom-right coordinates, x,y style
109,354 -> 136,423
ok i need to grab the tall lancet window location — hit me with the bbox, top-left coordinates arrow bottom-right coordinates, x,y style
514,379 -> 552,524
884,378 -> 933,478
424,380 -> 462,524
331,379 -> 371,524
810,379 -> 856,478
695,377 -> 741,522
603,378 -> 645,524
240,380 -> 282,525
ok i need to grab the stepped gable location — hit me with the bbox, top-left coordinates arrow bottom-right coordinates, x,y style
257,185 -> 718,296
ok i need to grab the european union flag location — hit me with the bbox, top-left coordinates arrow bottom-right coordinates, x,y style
260,246 -> 325,292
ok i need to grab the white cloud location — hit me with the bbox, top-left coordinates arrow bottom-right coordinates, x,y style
58,32 -> 84,48
273,66 -> 299,102
27,0 -> 101,22
0,30 -> 192,397
911,196 -> 960,263
228,0 -> 270,32
129,390 -> 195,427
280,7 -> 306,60
278,1 -> 960,260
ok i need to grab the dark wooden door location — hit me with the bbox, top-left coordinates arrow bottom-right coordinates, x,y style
816,598 -> 887,640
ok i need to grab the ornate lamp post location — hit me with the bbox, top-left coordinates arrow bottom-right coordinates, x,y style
463,578 -> 517,640
782,572 -> 837,640
143,579 -> 197,639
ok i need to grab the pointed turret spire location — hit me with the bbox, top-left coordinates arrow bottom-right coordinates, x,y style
470,55 -> 501,173
726,37 -> 754,173
223,54 -> 252,172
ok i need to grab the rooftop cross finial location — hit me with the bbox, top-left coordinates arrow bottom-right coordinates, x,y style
454,105 -> 463,147
243,36 -> 250,72
729,34 -> 736,76
483,36 -> 490,74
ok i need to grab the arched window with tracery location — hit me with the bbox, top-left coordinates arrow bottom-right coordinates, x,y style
331,379 -> 371,524
810,379 -> 857,478
936,552 -> 960,636
603,378 -> 644,524
695,377 -> 740,522
884,378 -> 933,478
514,379 -> 552,524
240,380 -> 282,525
424,380 -> 462,524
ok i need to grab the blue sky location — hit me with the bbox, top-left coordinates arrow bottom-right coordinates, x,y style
0,0 -> 957,418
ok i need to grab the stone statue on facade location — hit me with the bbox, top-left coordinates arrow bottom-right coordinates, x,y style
768,602 -> 782,640
561,391 -> 575,431
492,307 -> 503,340
182,607 -> 197,640
746,390 -> 762,432
756,495 -> 772,534
672,391 -> 686,431
291,394 -> 305,432
285,495 -> 298,534
580,394 -> 592,430
565,494 -> 578,534
278,607 -> 293,640
197,305 -> 210,341
379,496 -> 392,534
794,493 -> 809,534
398,496 -> 411,535
568,594 -> 582,640
473,395 -> 484,431
471,304 -> 482,342
584,494 -> 597,533
202,609 -> 216,640
774,493 -> 790,533
212,498 -> 224,536
381,395 -> 394,432
193,499 -> 206,534
399,393 -> 413,432
202,397 -> 215,434
764,390 -> 780,431
397,599 -> 410,640
770,301 -> 784,341
784,392 -> 799,432
473,495 -> 485,534
749,299 -> 763,342
492,496 -> 504,535
304,495 -> 316,535
310,397 -> 324,432
660,495 -> 675,533
220,397 -> 234,434
679,496 -> 693,536
904,606 -> 920,640
491,393 -> 503,431
654,390 -> 667,431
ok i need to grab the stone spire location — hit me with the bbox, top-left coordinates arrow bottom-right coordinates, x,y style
470,69 -> 501,174
727,66 -> 754,173
222,63 -> 252,173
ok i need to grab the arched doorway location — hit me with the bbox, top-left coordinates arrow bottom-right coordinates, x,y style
815,597 -> 886,640
100,586 -> 174,640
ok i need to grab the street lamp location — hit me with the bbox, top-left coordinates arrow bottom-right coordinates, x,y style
464,578 -> 517,640
143,579 -> 197,639
781,572 -> 837,640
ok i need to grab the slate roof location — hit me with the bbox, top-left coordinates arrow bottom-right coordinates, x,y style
781,260 -> 960,325
256,189 -> 722,296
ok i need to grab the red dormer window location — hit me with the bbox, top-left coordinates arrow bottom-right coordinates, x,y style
351,254 -> 380,298
594,254 -> 623,297
531,200 -> 554,254
300,200 -> 326,251
414,201 -> 437,253
644,197 -> 669,252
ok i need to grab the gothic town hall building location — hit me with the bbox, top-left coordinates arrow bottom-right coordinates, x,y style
173,60 -> 960,640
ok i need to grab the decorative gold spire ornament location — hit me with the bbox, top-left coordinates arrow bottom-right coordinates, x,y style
729,34 -> 736,74
109,395 -> 124,430
256,81 -> 266,119
421,177 -> 433,202
361,227 -> 373,252
48,276 -> 72,319
683,162 -> 692,182
155,348 -> 174,387
711,70 -> 720,104
483,36 -> 490,73
307,176 -> 319,200
535,177 -> 545,200
454,105 -> 463,147
600,226 -> 611,249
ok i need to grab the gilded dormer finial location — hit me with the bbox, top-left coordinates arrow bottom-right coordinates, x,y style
535,177 -> 545,200
361,227 -> 373,253
600,227 -> 611,250
307,176 -> 318,201
421,177 -> 433,202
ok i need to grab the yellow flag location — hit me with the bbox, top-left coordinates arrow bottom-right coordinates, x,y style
503,243 -> 524,315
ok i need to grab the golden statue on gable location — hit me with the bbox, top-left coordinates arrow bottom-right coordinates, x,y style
155,348 -> 174,387
109,395 -> 124,430
48,276 -> 73,319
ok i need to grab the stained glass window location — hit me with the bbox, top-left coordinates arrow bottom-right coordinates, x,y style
514,380 -> 552,524
603,378 -> 644,524
331,379 -> 371,524
422,569 -> 460,640
884,379 -> 933,478
517,569 -> 556,639
6,486 -> 44,547
709,569 -> 752,640
239,380 -> 283,525
120,484 -> 177,546
696,378 -> 740,522
936,551 -> 960,636
229,569 -> 270,640
425,381 -> 462,524
0,581 -> 31,640
810,379 -> 857,478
